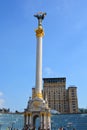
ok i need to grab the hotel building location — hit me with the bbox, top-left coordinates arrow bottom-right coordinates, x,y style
43,78 -> 78,113
32,77 -> 78,113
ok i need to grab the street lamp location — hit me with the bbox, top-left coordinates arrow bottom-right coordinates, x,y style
51,121 -> 53,130
0,124 -> 2,130
10,121 -> 15,130
54,125 -> 56,130
67,122 -> 72,130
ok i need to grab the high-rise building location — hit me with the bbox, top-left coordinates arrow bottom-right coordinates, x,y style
67,86 -> 78,113
43,77 -> 78,113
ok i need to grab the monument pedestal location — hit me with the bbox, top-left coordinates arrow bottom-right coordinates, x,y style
24,97 -> 51,130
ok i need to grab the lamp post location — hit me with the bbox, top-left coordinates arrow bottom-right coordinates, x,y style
0,124 -> 2,130
10,122 -> 15,130
55,125 -> 58,130
67,122 -> 72,130
51,121 -> 53,130
54,125 -> 56,130
51,121 -> 57,130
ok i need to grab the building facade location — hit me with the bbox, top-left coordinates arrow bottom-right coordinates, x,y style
43,78 -> 78,113
67,86 -> 78,113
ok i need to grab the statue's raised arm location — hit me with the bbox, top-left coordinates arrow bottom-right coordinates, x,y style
34,12 -> 47,27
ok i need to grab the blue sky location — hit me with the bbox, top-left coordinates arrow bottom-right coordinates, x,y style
0,0 -> 87,111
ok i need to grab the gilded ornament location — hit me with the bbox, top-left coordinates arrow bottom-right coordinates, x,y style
35,27 -> 44,37
35,92 -> 43,99
33,101 -> 40,107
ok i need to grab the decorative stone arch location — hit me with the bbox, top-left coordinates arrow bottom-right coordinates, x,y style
24,110 -> 51,130
32,113 -> 40,128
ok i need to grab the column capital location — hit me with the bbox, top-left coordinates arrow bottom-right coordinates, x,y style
35,27 -> 44,37
34,92 -> 43,99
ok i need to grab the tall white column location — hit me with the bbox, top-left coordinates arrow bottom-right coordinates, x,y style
34,12 -> 46,99
35,37 -> 42,94
35,27 -> 44,99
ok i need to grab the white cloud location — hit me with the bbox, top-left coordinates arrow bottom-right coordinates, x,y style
56,0 -> 73,15
74,18 -> 87,32
0,92 -> 3,97
43,67 -> 57,77
0,99 -> 5,108
0,91 -> 5,108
